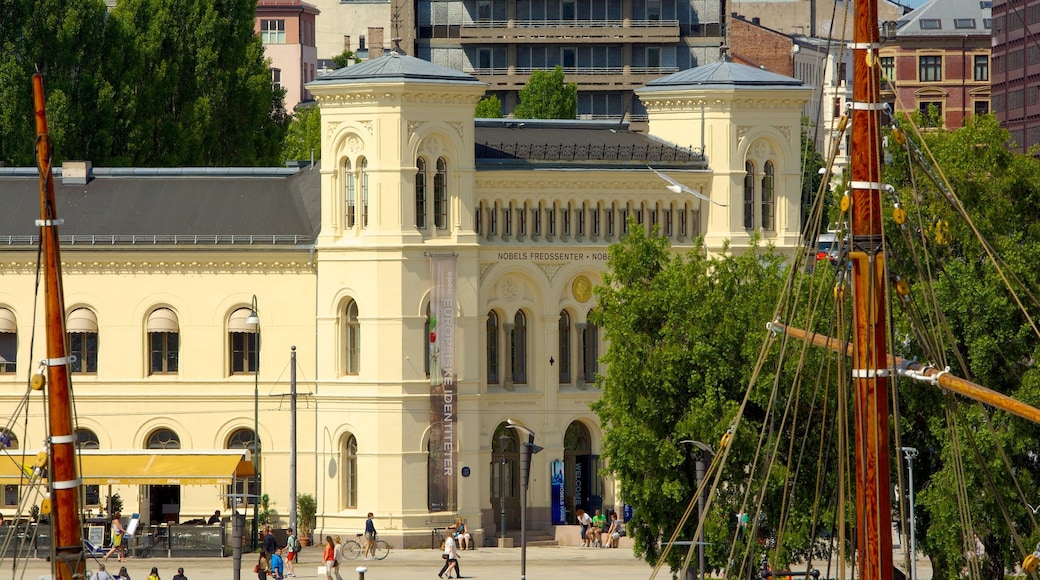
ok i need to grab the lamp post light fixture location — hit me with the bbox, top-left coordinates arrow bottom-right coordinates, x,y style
246,295 -> 261,551
679,439 -> 715,580
901,447 -> 919,580
506,419 -> 542,580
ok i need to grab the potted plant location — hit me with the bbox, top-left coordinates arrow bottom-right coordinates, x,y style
296,493 -> 316,545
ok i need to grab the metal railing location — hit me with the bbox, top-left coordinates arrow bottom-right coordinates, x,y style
476,142 -> 703,162
462,19 -> 679,28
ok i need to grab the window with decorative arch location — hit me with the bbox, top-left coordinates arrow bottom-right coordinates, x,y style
341,433 -> 358,509
743,161 -> 755,230
416,158 -> 428,229
486,310 -> 500,385
227,428 -> 258,508
558,310 -> 572,384
360,157 -> 370,227
434,158 -> 448,229
146,428 -> 181,449
761,161 -> 775,231
343,299 -> 360,375
147,307 -> 179,375
582,314 -> 598,384
344,158 -> 356,228
511,310 -> 528,384
0,307 -> 16,374
67,307 -> 99,374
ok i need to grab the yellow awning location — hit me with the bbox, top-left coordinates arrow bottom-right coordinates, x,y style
0,452 -> 248,486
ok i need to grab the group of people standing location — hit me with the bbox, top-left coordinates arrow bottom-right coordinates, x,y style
577,508 -> 625,548
257,524 -> 303,580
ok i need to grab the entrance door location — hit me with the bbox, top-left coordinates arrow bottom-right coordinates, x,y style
564,421 -> 602,522
490,423 -> 520,534
149,485 -> 181,524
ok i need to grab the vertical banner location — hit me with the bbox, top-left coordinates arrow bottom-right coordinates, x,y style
428,254 -> 457,512
551,460 -> 567,525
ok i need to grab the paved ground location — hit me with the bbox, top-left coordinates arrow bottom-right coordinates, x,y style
7,546 -> 934,580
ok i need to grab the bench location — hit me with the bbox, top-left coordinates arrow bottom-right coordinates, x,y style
425,517 -> 458,549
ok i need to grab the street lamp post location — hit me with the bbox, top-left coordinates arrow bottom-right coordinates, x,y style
506,420 -> 542,580
246,296 -> 261,551
901,447 -> 919,580
497,434 -> 510,543
680,440 -> 715,580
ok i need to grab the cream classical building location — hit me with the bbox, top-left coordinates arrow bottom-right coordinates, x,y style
0,53 -> 809,547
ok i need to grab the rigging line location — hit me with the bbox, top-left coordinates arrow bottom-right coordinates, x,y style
902,116 -> 1040,344
959,400 -> 1038,573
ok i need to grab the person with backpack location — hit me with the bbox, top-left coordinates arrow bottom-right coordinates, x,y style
284,528 -> 299,577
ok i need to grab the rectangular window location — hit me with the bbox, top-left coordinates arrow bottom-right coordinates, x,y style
533,204 -> 541,235
474,202 -> 482,234
679,208 -> 688,237
881,56 -> 895,81
918,101 -> 943,126
230,333 -> 258,374
149,332 -> 179,374
518,203 -> 527,236
270,69 -> 281,92
83,484 -> 100,506
345,169 -> 356,228
919,55 -> 942,82
621,207 -> 629,234
592,204 -> 600,236
919,18 -> 941,30
954,18 -> 976,29
504,205 -> 512,236
0,333 -> 15,373
563,47 -> 576,69
605,206 -> 614,236
69,332 -> 98,373
3,485 -> 18,507
577,204 -> 585,236
646,0 -> 661,20
547,205 -> 556,236
260,19 -> 286,43
647,47 -> 661,69
477,0 -> 492,21
361,162 -> 370,228
974,100 -> 990,115
477,48 -> 492,70
974,54 -> 989,81
582,324 -> 598,383
563,204 -> 571,236
664,206 -> 673,236
562,0 -> 576,20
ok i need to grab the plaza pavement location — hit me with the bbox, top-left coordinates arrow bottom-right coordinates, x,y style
10,545 -> 934,580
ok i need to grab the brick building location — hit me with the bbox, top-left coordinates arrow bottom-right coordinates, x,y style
991,0 -> 1040,153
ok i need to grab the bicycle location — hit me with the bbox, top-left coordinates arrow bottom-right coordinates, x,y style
345,533 -> 390,560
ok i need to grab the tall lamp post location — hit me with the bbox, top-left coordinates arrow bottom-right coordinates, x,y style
680,440 -> 715,580
246,296 -> 261,551
901,447 -> 919,580
506,419 -> 542,580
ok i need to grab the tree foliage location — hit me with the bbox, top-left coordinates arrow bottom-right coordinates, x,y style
513,66 -> 577,120
281,105 -> 321,163
591,223 -> 837,577
882,115 -> 1040,579
0,0 -> 287,167
475,94 -> 503,119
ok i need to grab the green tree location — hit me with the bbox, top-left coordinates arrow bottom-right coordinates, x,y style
591,223 -> 835,577
513,66 -> 576,120
475,94 -> 503,118
331,49 -> 358,69
882,115 -> 1040,579
281,104 -> 321,163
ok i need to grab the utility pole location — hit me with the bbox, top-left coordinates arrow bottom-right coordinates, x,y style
289,346 -> 298,537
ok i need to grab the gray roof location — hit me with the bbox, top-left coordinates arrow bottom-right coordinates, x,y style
896,0 -> 991,37
0,166 -> 321,247
308,51 -> 484,87
640,59 -> 807,90
473,119 -> 705,169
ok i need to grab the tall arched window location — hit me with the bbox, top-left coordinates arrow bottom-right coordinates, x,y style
342,433 -> 358,509
558,310 -> 571,384
67,308 -> 99,374
228,308 -> 258,375
486,311 -> 499,385
434,158 -> 448,229
344,299 -> 360,375
360,158 -> 370,228
511,310 -> 527,384
761,161 -> 775,231
147,428 -> 181,449
582,320 -> 598,383
743,161 -> 755,230
345,158 -> 355,228
416,158 -> 428,229
0,307 -> 16,374
147,308 -> 179,375
227,428 -> 258,506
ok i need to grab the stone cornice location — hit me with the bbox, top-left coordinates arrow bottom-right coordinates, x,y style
0,258 -> 316,275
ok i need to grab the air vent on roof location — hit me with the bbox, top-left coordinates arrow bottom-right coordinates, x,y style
62,161 -> 92,185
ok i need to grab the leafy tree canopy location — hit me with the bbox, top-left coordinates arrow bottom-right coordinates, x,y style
513,66 -> 576,120
475,94 -> 503,119
281,105 -> 321,163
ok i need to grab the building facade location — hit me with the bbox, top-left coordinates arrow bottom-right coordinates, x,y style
879,0 -> 992,130
0,53 -> 809,547
256,0 -> 321,111
991,0 -> 1040,153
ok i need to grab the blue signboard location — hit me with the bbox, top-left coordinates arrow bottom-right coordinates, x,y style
551,460 -> 567,525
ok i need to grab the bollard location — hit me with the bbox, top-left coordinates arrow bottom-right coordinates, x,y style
355,565 -> 367,579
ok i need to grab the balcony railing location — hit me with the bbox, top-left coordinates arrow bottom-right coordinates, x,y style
463,19 -> 680,29
464,66 -> 679,76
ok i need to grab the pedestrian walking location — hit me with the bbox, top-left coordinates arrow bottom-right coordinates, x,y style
363,513 -> 377,560
322,535 -> 337,580
104,512 -> 127,563
256,551 -> 271,580
437,526 -> 460,579
147,567 -> 160,580
285,528 -> 298,577
172,567 -> 187,580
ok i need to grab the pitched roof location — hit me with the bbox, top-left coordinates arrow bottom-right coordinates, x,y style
0,166 -> 320,247
308,51 -> 484,87
640,59 -> 807,91
895,0 -> 991,37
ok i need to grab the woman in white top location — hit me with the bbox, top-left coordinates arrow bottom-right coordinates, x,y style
577,509 -> 593,547
437,527 -> 460,578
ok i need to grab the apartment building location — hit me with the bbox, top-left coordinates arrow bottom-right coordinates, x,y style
991,0 -> 1040,153
256,0 -> 321,111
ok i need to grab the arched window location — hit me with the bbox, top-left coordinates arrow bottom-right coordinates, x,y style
434,158 -> 448,229
67,308 -> 99,374
0,429 -> 18,449
342,433 -> 358,509
564,421 -> 600,522
416,158 -> 428,229
0,307 -> 16,374
582,320 -> 598,384
147,308 -> 179,375
761,161 -> 775,231
511,310 -> 527,384
558,310 -> 571,384
486,311 -> 499,385
227,428 -> 258,506
490,424 -> 520,530
147,428 -> 181,449
228,308 -> 258,375
743,161 -> 755,230
360,157 -> 370,228
344,300 -> 360,375
75,428 -> 100,449
345,158 -> 355,228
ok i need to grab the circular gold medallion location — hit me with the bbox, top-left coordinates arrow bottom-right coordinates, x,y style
572,275 -> 592,303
